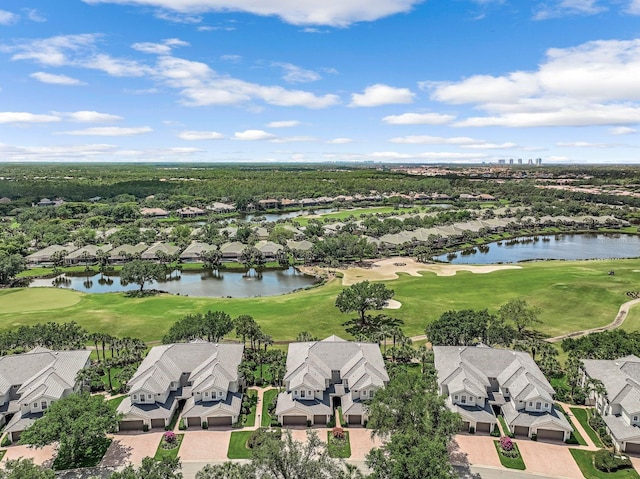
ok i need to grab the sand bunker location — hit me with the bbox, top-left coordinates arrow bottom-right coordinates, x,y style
340,257 -> 521,285
383,299 -> 402,309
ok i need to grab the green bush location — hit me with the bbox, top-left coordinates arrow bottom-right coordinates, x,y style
142,424 -> 149,432
1,435 -> 11,447
178,419 -> 186,431
202,421 -> 208,430
490,428 -> 500,437
594,449 -> 632,472
247,428 -> 281,449
531,433 -> 537,441
469,426 -> 475,434
565,433 -> 579,445
327,416 -> 336,428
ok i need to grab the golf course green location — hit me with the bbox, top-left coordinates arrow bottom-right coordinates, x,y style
2,258 -> 639,342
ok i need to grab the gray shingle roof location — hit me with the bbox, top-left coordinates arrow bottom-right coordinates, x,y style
583,355 -> 640,404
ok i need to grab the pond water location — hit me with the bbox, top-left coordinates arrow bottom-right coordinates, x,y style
29,267 -> 319,297
434,234 -> 640,264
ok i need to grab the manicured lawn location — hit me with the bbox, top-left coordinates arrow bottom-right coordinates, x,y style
558,407 -> 587,446
3,258 -> 640,341
227,431 -> 254,459
493,441 -> 526,470
0,450 -> 5,461
570,449 -> 640,479
498,415 -> 510,435
261,389 -> 279,427
571,408 -> 604,448
154,433 -> 184,461
107,395 -> 126,410
327,431 -> 351,458
244,389 -> 258,427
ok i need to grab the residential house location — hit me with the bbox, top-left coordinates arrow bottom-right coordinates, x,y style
25,245 -> 76,266
434,345 -> 572,440
582,355 -> 640,453
141,207 -> 170,218
109,243 -> 148,264
179,242 -> 218,263
1,347 -> 91,443
117,342 -> 244,431
176,206 -> 206,218
275,335 -> 389,427
141,242 -> 181,261
65,244 -> 113,265
255,240 -> 283,261
220,242 -> 245,261
258,199 -> 279,210
36,198 -> 64,207
208,202 -> 236,214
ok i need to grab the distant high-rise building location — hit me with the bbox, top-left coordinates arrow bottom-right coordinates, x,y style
536,158 -> 542,166
509,158 -> 514,165
498,159 -> 506,165
517,158 -> 523,165
527,158 -> 534,165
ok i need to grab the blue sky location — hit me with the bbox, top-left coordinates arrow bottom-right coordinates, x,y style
1,0 -> 640,163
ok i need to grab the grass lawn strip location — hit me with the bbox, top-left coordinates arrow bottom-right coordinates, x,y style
228,431 -> 254,459
4,259 -> 640,342
0,450 -> 5,461
107,395 -> 126,411
154,433 -> 184,461
493,441 -> 526,470
570,449 -> 640,479
327,431 -> 351,458
497,415 -> 510,436
558,406 -> 587,446
571,408 -> 604,448
261,389 -> 279,427
244,389 -> 258,427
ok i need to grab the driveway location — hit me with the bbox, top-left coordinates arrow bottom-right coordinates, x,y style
101,432 -> 163,468
0,444 -> 56,467
517,440 -> 583,479
179,431 -> 231,462
450,434 -> 502,468
347,429 -> 382,461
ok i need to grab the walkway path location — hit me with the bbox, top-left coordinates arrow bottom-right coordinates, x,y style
547,298 -> 640,343
248,386 -> 270,431
557,403 -> 598,451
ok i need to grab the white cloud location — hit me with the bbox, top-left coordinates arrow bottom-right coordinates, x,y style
84,54 -> 154,77
556,141 -> 612,147
178,130 -> 224,140
534,0 -> 606,20
82,0 -> 425,27
63,111 -> 123,122
350,84 -> 415,107
326,137 -> 353,144
220,54 -> 242,62
431,39 -> 640,127
2,33 -> 99,66
389,135 -> 477,145
274,62 -> 321,83
382,112 -> 455,125
153,10 -> 203,23
269,136 -> 318,143
610,126 -> 637,135
233,129 -> 275,140
24,8 -> 46,22
266,120 -> 300,128
30,72 -> 86,86
58,126 -> 153,136
629,0 -> 640,14
131,38 -> 189,54
0,112 -> 60,124
0,9 -> 18,25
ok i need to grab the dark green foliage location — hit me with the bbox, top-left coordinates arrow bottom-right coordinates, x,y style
425,309 -> 514,347
594,449 -> 632,473
196,462 -> 255,479
246,427 -> 282,450
0,459 -> 55,479
109,456 -> 182,479
120,260 -> 166,291
0,252 -> 26,285
163,310 -> 234,343
562,330 -> 640,360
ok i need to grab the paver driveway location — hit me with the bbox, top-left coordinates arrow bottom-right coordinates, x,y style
179,430 -> 231,461
517,440 -> 583,479
101,432 -> 163,468
347,429 -> 382,461
0,444 -> 56,466
450,434 -> 502,468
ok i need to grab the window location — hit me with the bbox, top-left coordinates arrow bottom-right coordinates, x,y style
147,394 -> 152,399
301,390 -> 306,398
205,392 -> 209,397
41,401 -> 47,409
461,396 -> 466,404
544,403 -> 549,408
308,390 -> 312,397
454,395 -> 458,400
536,402 -> 541,410
362,390 -> 368,397
133,395 -> 137,400
33,402 -> 38,407
529,402 -> 533,407
218,391 -> 224,398
634,416 -> 638,422
370,390 -> 375,397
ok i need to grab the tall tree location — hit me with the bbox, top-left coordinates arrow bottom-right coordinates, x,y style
120,260 -> 166,291
19,393 -> 120,469
498,299 -> 541,338
335,281 -> 394,337
196,462 -> 255,479
0,251 -> 26,285
109,456 -> 182,479
0,459 -> 55,479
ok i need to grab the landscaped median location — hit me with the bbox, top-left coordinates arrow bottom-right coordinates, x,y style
570,449 -> 639,479
570,407 -> 604,448
261,389 -> 279,427
154,431 -> 184,460
327,428 -> 351,458
228,431 -> 254,459
494,437 -> 526,470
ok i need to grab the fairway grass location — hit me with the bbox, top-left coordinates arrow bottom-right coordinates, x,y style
2,259 -> 640,342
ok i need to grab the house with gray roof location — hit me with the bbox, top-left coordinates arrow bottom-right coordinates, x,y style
276,335 -> 389,427
109,243 -> 148,264
220,241 -> 245,261
65,244 -> 113,265
582,355 -> 640,453
179,242 -> 218,263
1,347 -> 91,443
26,245 -> 77,266
255,240 -> 283,260
117,342 -> 244,431
141,242 -> 181,261
434,345 -> 572,440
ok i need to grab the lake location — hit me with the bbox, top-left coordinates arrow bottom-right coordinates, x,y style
434,233 -> 640,264
29,267 -> 319,297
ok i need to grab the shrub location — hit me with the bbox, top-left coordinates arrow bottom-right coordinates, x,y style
499,436 -> 514,452
1,435 -> 11,447
202,421 -> 208,430
327,416 -> 336,428
306,420 -> 312,428
142,424 -> 149,432
531,433 -> 537,441
565,433 -> 579,445
332,427 -> 345,439
178,419 -> 186,431
490,428 -> 500,437
247,428 -> 282,449
594,449 -> 632,473
164,431 -> 176,443
469,426 -> 475,434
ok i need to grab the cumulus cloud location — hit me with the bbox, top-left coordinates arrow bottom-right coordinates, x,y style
178,130 -> 224,140
58,126 -> 153,136
382,112 -> 455,125
0,9 -> 18,25
0,112 -> 60,124
63,111 -> 123,122
266,120 -> 300,128
326,137 -> 353,144
350,84 -> 415,107
131,38 -> 189,55
82,0 -> 425,27
24,8 -> 46,22
430,38 -> 640,127
30,72 -> 86,85
233,129 -> 275,140
274,63 -> 321,83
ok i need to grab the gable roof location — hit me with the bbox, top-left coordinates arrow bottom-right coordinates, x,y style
583,355 -> 640,406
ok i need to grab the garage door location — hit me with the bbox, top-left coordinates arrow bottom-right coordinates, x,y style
514,426 -> 529,437
187,416 -> 201,428
207,416 -> 232,427
537,429 -> 565,442
476,422 -> 492,433
313,415 -> 327,425
10,431 -> 21,442
626,443 -> 640,455
119,420 -> 144,431
151,418 -> 165,429
461,421 -> 470,432
283,415 -> 307,426
348,415 -> 362,425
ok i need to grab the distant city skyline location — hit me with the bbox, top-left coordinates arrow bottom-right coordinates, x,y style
0,0 -> 639,163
